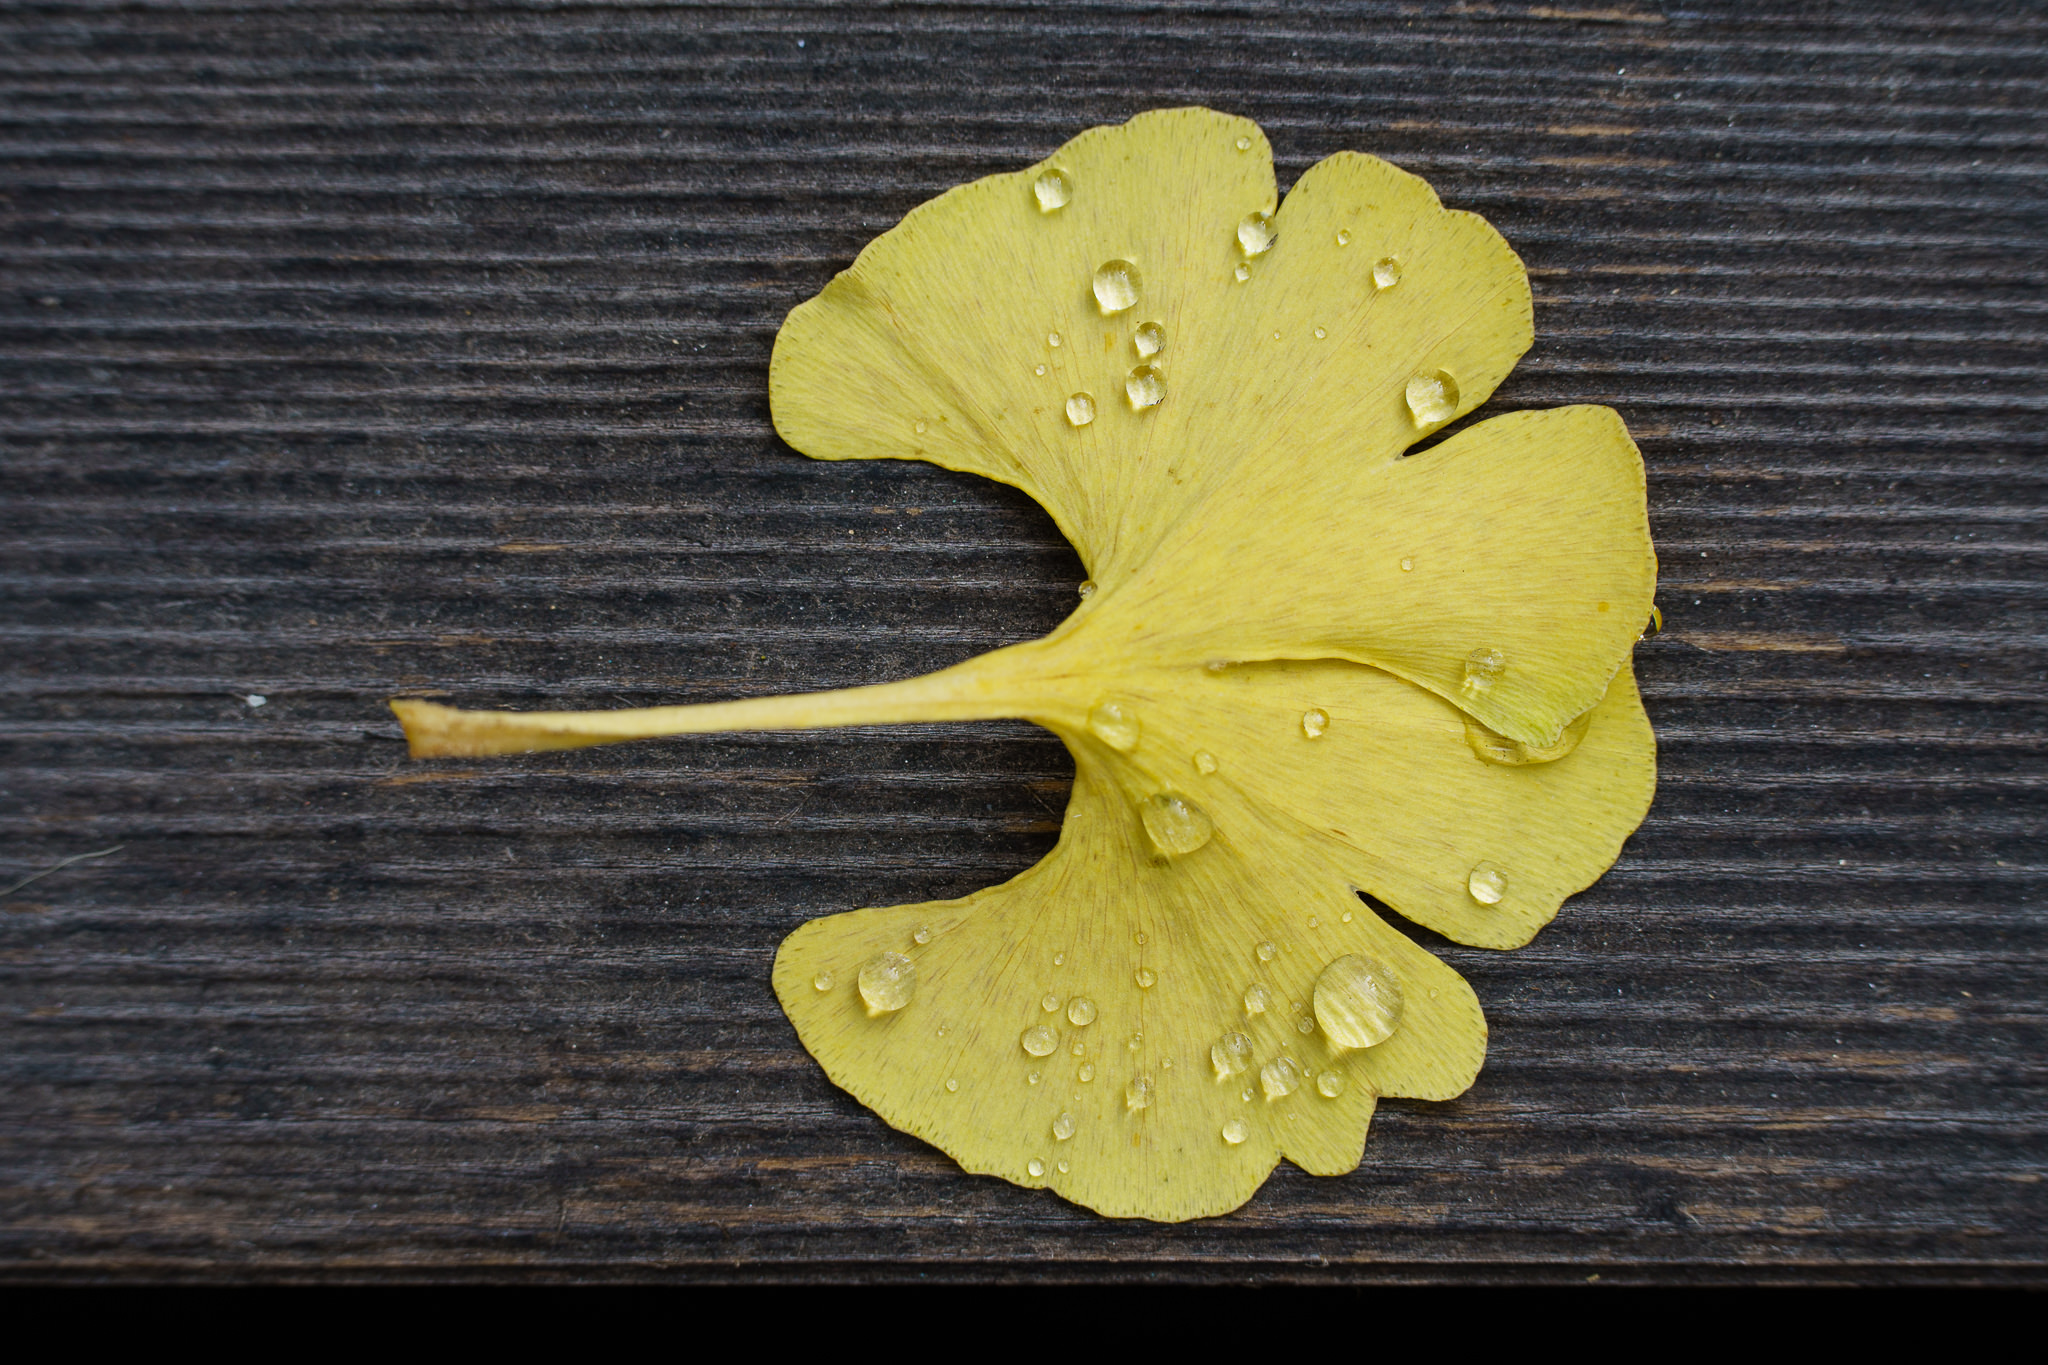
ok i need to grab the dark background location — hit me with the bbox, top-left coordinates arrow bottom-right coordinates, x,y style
2,1 -> 2042,1283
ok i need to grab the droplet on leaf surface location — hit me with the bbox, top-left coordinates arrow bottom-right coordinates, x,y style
1193,749 -> 1218,775
1021,1024 -> 1060,1057
1221,1118 -> 1250,1145
1133,321 -> 1165,357
1053,1111 -> 1077,1140
1404,368 -> 1460,425
1316,1070 -> 1347,1099
1032,168 -> 1072,212
1086,700 -> 1140,752
858,952 -> 917,1014
1237,211 -> 1277,256
812,971 -> 834,992
1065,392 -> 1096,427
1300,707 -> 1329,739
1461,647 -> 1507,698
1260,1056 -> 1300,1099
1211,1031 -> 1253,1078
1468,862 -> 1508,905
1243,983 -> 1271,1016
1067,997 -> 1096,1026
1140,792 -> 1214,855
1125,1076 -> 1154,1111
1313,954 -> 1404,1050
1233,262 -> 1251,282
1125,364 -> 1166,409
1092,259 -> 1140,314
1373,256 -> 1401,289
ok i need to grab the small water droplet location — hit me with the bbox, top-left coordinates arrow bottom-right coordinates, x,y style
1211,1031 -> 1254,1079
1032,168 -> 1072,212
1335,228 -> 1351,246
1056,1158 -> 1069,1173
1029,1070 -> 1041,1084
1087,700 -> 1140,752
1340,910 -> 1354,923
1307,916 -> 1319,929
1295,1015 -> 1316,1035
1405,368 -> 1460,426
1237,211 -> 1277,256
1466,712 -> 1589,766
1092,259 -> 1140,314
1047,331 -> 1062,348
1400,557 -> 1414,572
1028,1157 -> 1045,1178
1204,659 -> 1229,673
1241,1086 -> 1255,1102
1317,1070 -> 1347,1099
1133,321 -> 1165,358
1134,932 -> 1146,946
1134,967 -> 1156,989
1468,862 -> 1509,905
1078,1063 -> 1095,1082
1065,392 -> 1096,427
1233,262 -> 1252,283
1140,791 -> 1214,856
1271,330 -> 1282,341
1235,135 -> 1252,151
1244,983 -> 1271,1016
1125,363 -> 1166,410
1052,1111 -> 1077,1141
812,970 -> 835,992
1648,604 -> 1665,635
936,1023 -> 949,1037
1041,992 -> 1060,1012
1071,1040 -> 1086,1056
1127,1032 -> 1142,1051
1033,363 -> 1046,376
1313,326 -> 1327,339
1313,954 -> 1405,1050
1256,941 -> 1276,963
945,1078 -> 959,1092
1067,996 -> 1097,1026
1373,256 -> 1402,289
1300,707 -> 1329,739
1053,952 -> 1066,966
1221,1118 -> 1250,1145
1260,1056 -> 1300,1099
1461,647 -> 1507,698
857,952 -> 916,1013
914,420 -> 927,434
1076,579 -> 1096,599
1161,1057 -> 1173,1070
912,924 -> 932,945
1125,1075 -> 1154,1111
1021,1024 -> 1060,1057
1193,750 -> 1218,775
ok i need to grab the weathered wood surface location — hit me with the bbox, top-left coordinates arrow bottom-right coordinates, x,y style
2,1 -> 2043,1284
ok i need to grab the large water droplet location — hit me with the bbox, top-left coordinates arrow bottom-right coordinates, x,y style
1133,321 -> 1165,358
1027,1158 -> 1045,1178
1461,647 -> 1506,698
1211,1031 -> 1253,1079
1468,862 -> 1509,905
1313,954 -> 1405,1050
1256,941 -> 1276,963
1125,363 -> 1166,410
1021,1024 -> 1060,1057
1087,700 -> 1140,752
1243,983 -> 1271,1016
1052,1111 -> 1077,1141
1067,996 -> 1096,1027
1134,967 -> 1156,989
812,970 -> 834,992
1405,369 -> 1460,426
1317,1070 -> 1347,1099
1141,792 -> 1214,856
1193,749 -> 1218,775
1237,211 -> 1277,256
1092,259 -> 1140,314
1032,168 -> 1072,213
1373,256 -> 1402,289
857,952 -> 916,1014
1065,392 -> 1096,427
1260,1056 -> 1300,1099
1300,708 -> 1329,739
1125,1075 -> 1154,1111
1221,1117 -> 1250,1145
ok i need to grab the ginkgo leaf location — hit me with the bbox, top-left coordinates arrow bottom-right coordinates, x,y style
390,107 -> 1658,1223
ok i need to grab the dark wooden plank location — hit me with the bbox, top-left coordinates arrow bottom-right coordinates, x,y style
1,0 -> 2043,1282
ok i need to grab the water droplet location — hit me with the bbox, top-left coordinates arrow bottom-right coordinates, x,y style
1161,1057 -> 1173,1070
1237,211 -> 1277,256
1125,363 -> 1166,410
1340,910 -> 1354,923
1233,262 -> 1251,283
1134,932 -> 1146,946
1033,363 -> 1046,376
1127,1032 -> 1142,1051
1235,135 -> 1252,151
1271,330 -> 1282,341
1027,1158 -> 1045,1178
1056,1159 -> 1069,1173
1335,228 -> 1351,246
1313,954 -> 1405,1050
1078,1063 -> 1095,1082
1092,259 -> 1140,314
945,1078 -> 959,1092
1373,256 -> 1402,290
1021,1024 -> 1060,1057
1307,916 -> 1319,929
1133,320 -> 1165,358
1244,983 -> 1271,1016
1053,952 -> 1066,966
1404,368 -> 1460,426
1461,647 -> 1506,698
1086,700 -> 1141,753
1028,1070 -> 1041,1084
1125,1076 -> 1154,1111
1313,326 -> 1326,339
1256,941 -> 1276,963
1400,557 -> 1414,572
1241,1086 -> 1255,1102
1041,992 -> 1060,1013
1067,997 -> 1096,1026
1065,392 -> 1096,427
1469,862 -> 1509,905
1295,1016 -> 1316,1035
914,420 -> 927,434
1134,967 -> 1156,989
1300,708 -> 1329,739
1466,712 -> 1590,766
936,1023 -> 949,1037
812,970 -> 835,992
1052,1111 -> 1077,1141
1204,659 -> 1229,673
857,952 -> 916,1013
1260,1056 -> 1300,1099
1071,1040 -> 1086,1056
1077,579 -> 1096,599
1047,331 -> 1062,348
912,924 -> 932,945
1193,749 -> 1218,775
1317,1070 -> 1347,1099
1222,1118 -> 1250,1145
1140,792 -> 1214,856
1648,604 -> 1665,636
1211,1032 -> 1254,1079
1032,168 -> 1072,212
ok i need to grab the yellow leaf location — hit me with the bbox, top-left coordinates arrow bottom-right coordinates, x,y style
390,108 -> 1658,1222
